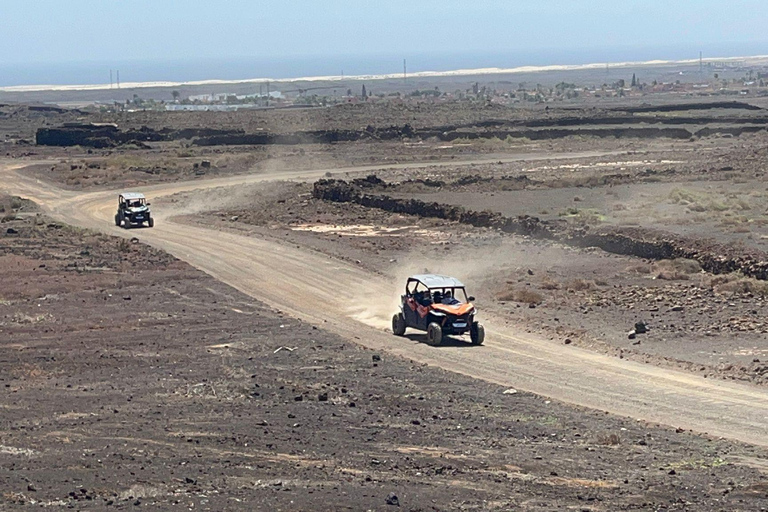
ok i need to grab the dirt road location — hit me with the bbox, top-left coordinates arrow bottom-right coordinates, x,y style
4,155 -> 768,447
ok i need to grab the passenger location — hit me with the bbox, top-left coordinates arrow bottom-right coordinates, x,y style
442,290 -> 461,305
433,291 -> 442,304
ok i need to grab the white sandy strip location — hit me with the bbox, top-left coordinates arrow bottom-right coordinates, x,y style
3,54 -> 768,94
0,444 -> 37,456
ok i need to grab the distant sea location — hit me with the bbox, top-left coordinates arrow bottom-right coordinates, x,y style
1,43 -> 766,87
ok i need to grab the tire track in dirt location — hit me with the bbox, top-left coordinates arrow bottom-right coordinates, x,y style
3,155 -> 768,447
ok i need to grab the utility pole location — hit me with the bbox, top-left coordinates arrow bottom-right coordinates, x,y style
260,84 -> 263,106
110,69 -> 113,89
403,59 -> 407,83
266,81 -> 270,107
116,70 -> 120,89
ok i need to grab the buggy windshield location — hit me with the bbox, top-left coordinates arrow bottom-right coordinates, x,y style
122,197 -> 147,208
406,280 -> 469,304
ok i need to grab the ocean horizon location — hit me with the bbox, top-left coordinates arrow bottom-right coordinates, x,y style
1,42 -> 766,89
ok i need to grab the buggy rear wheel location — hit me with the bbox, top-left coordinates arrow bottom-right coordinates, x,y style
392,312 -> 406,336
470,322 -> 485,346
426,322 -> 443,346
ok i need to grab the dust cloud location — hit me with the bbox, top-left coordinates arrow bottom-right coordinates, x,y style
346,236 -> 579,331
154,181 -> 289,219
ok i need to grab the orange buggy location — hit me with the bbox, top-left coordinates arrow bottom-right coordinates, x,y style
392,274 -> 485,346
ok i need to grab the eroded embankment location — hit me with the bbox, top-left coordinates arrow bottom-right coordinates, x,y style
313,178 -> 768,279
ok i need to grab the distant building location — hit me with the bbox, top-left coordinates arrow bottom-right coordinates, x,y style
187,91 -> 283,103
235,91 -> 283,100
165,104 -> 261,112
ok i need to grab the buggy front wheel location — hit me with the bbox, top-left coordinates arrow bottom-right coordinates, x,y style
470,322 -> 485,346
426,322 -> 443,346
392,313 -> 406,336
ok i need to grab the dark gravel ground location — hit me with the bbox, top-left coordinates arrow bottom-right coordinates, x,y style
3,204 -> 768,510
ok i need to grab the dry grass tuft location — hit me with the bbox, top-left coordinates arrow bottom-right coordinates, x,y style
566,279 -> 597,292
669,187 -> 753,214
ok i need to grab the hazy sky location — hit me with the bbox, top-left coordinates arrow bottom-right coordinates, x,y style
2,0 -> 767,65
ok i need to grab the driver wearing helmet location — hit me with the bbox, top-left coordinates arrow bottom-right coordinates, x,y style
441,290 -> 461,305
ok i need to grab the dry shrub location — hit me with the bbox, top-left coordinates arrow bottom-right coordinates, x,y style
627,263 -> 652,274
669,187 -> 701,205
596,433 -> 622,446
515,289 -> 544,305
540,277 -> 561,290
496,288 -> 516,301
652,259 -> 700,281
666,259 -> 702,274
117,238 -> 132,253
709,274 -> 737,287
656,270 -> 690,281
712,276 -> 768,297
670,187 -> 752,214
559,208 -> 603,225
497,287 -> 544,305
566,279 -> 596,292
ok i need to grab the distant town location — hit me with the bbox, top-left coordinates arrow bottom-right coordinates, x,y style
88,61 -> 768,113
